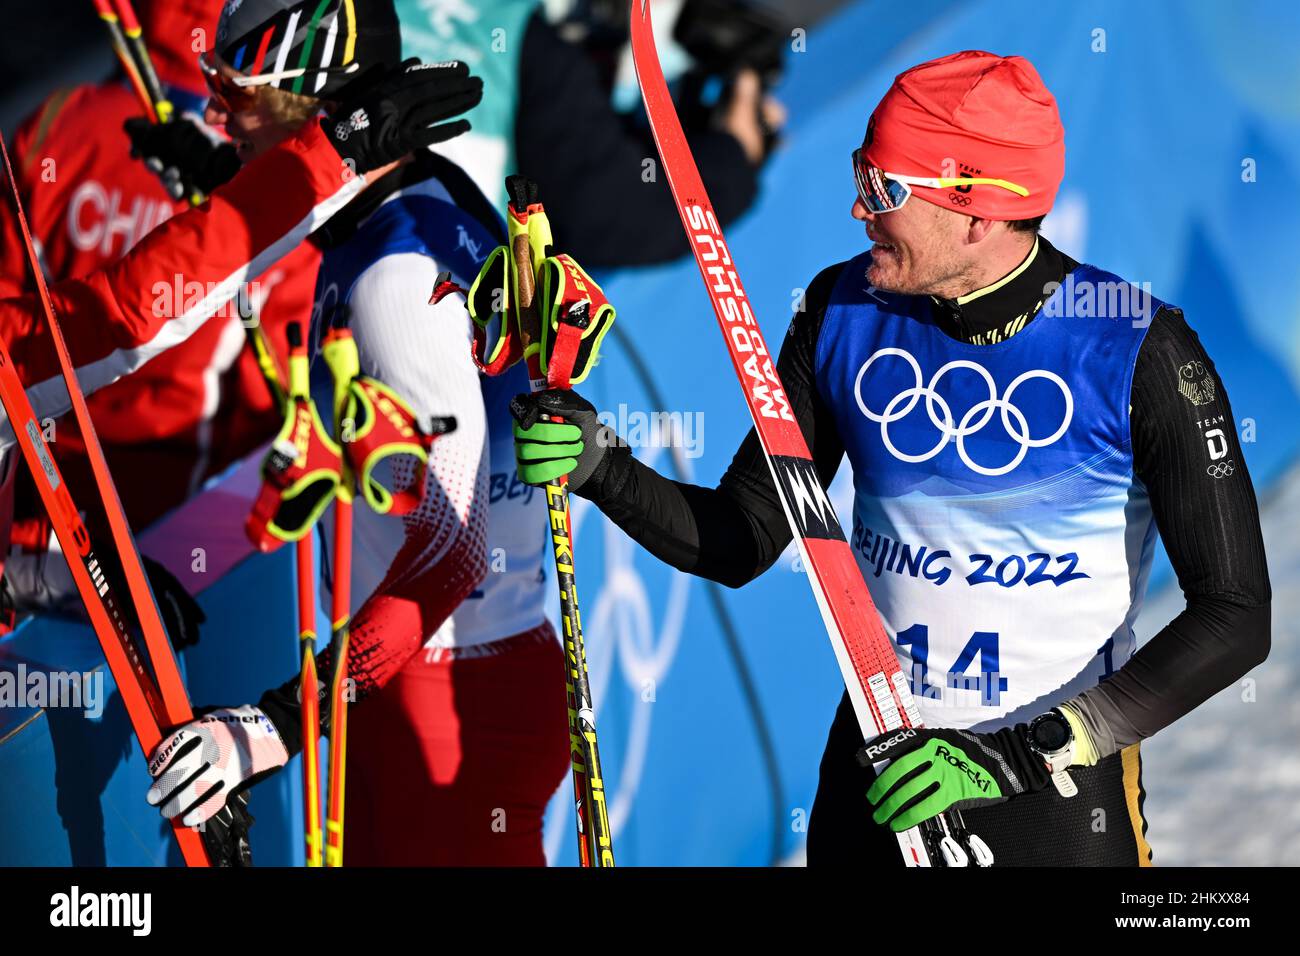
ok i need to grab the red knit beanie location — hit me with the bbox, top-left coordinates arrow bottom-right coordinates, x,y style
863,50 -> 1065,220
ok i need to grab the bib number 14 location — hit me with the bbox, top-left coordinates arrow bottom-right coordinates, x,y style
896,623 -> 1009,706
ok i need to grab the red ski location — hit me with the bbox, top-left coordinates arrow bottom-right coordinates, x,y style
628,0 -> 990,867
0,134 -> 248,867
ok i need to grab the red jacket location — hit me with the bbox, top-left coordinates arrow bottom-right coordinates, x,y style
0,81 -> 321,527
0,122 -> 362,550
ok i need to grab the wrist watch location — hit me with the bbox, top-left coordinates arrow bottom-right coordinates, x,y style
1025,708 -> 1078,798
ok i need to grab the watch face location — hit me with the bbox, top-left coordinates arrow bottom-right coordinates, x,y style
1031,713 -> 1070,752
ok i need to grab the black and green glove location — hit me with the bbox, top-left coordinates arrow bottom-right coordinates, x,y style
510,388 -> 623,494
861,725 -> 1052,832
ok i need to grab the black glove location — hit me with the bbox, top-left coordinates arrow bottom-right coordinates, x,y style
142,556 -> 206,651
124,117 -> 240,200
200,790 -> 255,867
322,58 -> 483,176
510,388 -> 624,495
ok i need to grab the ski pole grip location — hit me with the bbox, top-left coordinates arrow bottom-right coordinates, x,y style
512,233 -> 537,312
505,176 -> 547,378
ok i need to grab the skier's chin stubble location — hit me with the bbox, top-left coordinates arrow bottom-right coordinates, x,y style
868,248 -> 974,298
867,255 -> 930,296
866,208 -> 978,297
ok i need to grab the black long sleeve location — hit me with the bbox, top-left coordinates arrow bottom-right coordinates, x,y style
514,11 -> 759,267
1066,307 -> 1271,755
581,261 -> 847,585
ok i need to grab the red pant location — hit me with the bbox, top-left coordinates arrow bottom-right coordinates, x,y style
344,623 -> 570,866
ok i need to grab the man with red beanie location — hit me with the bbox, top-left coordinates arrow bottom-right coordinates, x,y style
512,50 -> 1270,865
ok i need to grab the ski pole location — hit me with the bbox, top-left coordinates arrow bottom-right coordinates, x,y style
315,316 -> 452,863
239,309 -> 343,868
297,528 -> 324,868
236,304 -> 330,868
91,0 -> 206,206
282,322 -> 325,867
90,0 -> 157,122
110,0 -> 175,124
506,177 -> 615,867
239,311 -> 327,867
297,533 -> 324,868
237,297 -> 287,411
321,318 -> 361,868
323,478 -> 351,868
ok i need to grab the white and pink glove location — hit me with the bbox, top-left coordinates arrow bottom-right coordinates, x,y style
146,705 -> 289,827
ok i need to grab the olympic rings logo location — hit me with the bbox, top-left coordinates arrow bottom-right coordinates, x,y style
853,348 -> 1074,476
1207,460 -> 1235,479
949,193 -> 972,206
